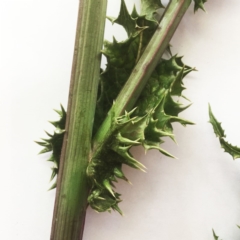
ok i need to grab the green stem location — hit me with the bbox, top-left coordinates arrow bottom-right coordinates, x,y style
93,0 -> 191,153
50,0 -> 107,239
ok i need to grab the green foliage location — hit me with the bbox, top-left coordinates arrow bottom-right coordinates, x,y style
209,105 -> 240,239
87,55 -> 194,213
36,105 -> 66,189
93,0 -> 159,135
86,1 -> 194,214
209,104 -> 240,160
38,0 -> 205,212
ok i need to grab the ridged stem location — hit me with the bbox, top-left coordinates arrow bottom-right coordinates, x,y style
50,0 -> 107,239
93,0 -> 191,152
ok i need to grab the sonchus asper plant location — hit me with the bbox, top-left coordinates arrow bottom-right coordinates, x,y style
209,105 -> 240,239
37,0 -> 207,239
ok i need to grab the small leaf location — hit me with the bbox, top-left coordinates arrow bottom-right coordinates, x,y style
220,138 -> 240,160
209,104 -> 240,160
37,105 -> 66,189
209,104 -> 226,138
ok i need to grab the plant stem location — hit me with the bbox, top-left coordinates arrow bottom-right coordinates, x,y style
50,0 -> 107,239
93,0 -> 191,153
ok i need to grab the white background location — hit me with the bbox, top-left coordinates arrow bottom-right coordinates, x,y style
1,0 -> 240,239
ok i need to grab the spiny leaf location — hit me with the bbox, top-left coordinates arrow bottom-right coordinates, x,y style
209,104 -> 240,160
37,105 -> 66,188
209,104 -> 226,138
88,54 -> 193,213
93,1 -> 161,135
220,138 -> 240,160
39,0 -> 194,213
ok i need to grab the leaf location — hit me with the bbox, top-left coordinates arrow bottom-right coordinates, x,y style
40,1 -> 194,213
220,138 -> 240,160
209,104 -> 226,138
93,0 -> 161,135
36,105 -> 66,188
88,54 -> 194,213
209,104 -> 240,160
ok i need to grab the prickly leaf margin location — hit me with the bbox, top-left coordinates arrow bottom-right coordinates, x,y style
86,1 -> 196,213
209,104 -> 240,160
38,0 -> 207,214
209,104 -> 240,238
36,105 -> 66,190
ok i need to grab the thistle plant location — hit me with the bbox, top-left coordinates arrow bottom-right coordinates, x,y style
209,105 -> 240,239
37,0 -> 207,239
